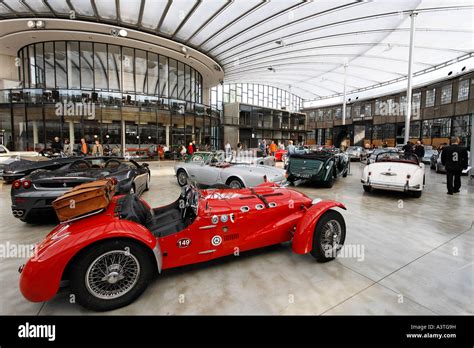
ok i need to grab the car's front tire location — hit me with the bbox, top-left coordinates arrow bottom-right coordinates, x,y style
363,185 -> 371,193
145,173 -> 151,191
310,210 -> 346,262
70,239 -> 155,311
176,169 -> 188,187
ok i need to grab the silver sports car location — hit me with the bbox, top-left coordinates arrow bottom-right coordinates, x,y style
174,152 -> 286,188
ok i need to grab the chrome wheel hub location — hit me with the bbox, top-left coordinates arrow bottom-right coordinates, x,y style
321,219 -> 342,253
86,250 -> 140,300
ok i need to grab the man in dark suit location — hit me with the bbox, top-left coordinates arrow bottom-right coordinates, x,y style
441,137 -> 469,195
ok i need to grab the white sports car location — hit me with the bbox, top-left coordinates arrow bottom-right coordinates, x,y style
361,151 -> 425,198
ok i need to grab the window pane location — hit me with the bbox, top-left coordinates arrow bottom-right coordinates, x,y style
184,65 -> 191,101
169,58 -> 178,98
94,43 -> 108,90
108,45 -> 121,91
67,41 -> 80,89
425,88 -> 435,107
135,49 -> 147,94
457,79 -> 469,101
147,52 -> 158,95
55,42 -> 67,88
177,61 -> 185,100
80,42 -> 94,89
44,42 -> 55,88
122,47 -> 134,93
440,84 -> 452,104
35,43 -> 45,88
28,45 -> 36,88
158,55 -> 168,98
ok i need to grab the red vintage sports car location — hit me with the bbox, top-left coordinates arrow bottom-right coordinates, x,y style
19,183 -> 346,311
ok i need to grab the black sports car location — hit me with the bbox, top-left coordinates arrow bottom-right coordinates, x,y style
2,156 -> 83,183
286,149 -> 349,187
11,157 -> 150,223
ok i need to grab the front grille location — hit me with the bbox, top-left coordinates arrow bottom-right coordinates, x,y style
224,234 -> 239,242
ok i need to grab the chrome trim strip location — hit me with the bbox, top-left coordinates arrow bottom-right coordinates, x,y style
198,249 -> 216,255
199,225 -> 217,230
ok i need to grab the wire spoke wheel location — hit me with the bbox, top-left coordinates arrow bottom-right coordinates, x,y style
320,219 -> 343,256
85,250 -> 140,300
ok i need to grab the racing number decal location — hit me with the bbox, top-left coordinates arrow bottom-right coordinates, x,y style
211,235 -> 222,247
177,238 -> 191,248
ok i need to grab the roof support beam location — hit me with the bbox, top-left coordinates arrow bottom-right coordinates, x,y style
172,0 -> 202,39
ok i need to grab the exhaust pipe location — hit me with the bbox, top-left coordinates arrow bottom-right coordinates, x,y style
12,209 -> 24,217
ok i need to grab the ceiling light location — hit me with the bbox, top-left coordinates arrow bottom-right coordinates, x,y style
27,20 -> 45,29
118,29 -> 128,37
35,20 -> 45,28
181,46 -> 188,54
27,20 -> 35,29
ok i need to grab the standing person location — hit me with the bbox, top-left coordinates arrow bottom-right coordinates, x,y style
63,139 -> 72,155
187,142 -> 194,156
414,140 -> 425,160
279,141 -> 285,150
51,136 -> 62,153
179,144 -> 187,159
225,141 -> 232,157
80,138 -> 88,156
192,140 -> 197,153
402,141 -> 413,154
269,140 -> 277,156
441,137 -> 469,195
91,139 -> 103,156
287,140 -> 296,156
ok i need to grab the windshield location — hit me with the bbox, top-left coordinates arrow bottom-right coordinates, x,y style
375,151 -> 419,164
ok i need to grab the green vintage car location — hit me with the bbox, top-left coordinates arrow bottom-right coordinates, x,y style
286,150 -> 349,188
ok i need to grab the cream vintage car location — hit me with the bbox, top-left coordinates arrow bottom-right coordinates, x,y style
0,145 -> 39,164
361,151 -> 425,198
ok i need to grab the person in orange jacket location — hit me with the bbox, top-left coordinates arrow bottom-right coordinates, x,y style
269,140 -> 278,156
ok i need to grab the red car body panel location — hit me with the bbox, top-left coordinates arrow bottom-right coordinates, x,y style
292,201 -> 347,254
274,149 -> 287,161
19,184 -> 345,303
19,199 -> 157,303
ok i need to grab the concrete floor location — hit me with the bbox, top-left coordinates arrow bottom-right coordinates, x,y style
0,160 -> 472,315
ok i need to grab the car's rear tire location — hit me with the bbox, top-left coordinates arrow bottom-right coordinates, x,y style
363,185 -> 371,193
70,239 -> 154,311
310,210 -> 346,263
411,190 -> 422,198
226,177 -> 244,189
176,169 -> 188,187
322,169 -> 335,188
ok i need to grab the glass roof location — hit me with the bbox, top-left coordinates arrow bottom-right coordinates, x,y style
0,0 -> 472,100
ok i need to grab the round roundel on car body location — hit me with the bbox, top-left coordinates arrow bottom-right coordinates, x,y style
211,235 -> 222,246
220,214 -> 228,223
211,215 -> 219,224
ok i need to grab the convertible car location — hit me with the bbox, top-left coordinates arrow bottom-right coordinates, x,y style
2,155 -> 82,183
11,157 -> 150,222
361,151 -> 425,197
19,183 -> 346,311
175,152 -> 285,188
346,146 -> 367,161
286,149 -> 349,188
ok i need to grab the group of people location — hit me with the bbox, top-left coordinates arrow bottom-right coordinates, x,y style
402,138 -> 469,195
178,141 -> 198,157
49,136 -> 107,157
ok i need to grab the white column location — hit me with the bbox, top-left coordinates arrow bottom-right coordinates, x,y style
404,11 -> 418,143
32,121 -> 38,148
68,121 -> 75,145
166,125 -> 170,147
342,61 -> 348,126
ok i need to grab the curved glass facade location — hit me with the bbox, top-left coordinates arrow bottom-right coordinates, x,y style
0,42 -> 220,153
18,41 -> 203,102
